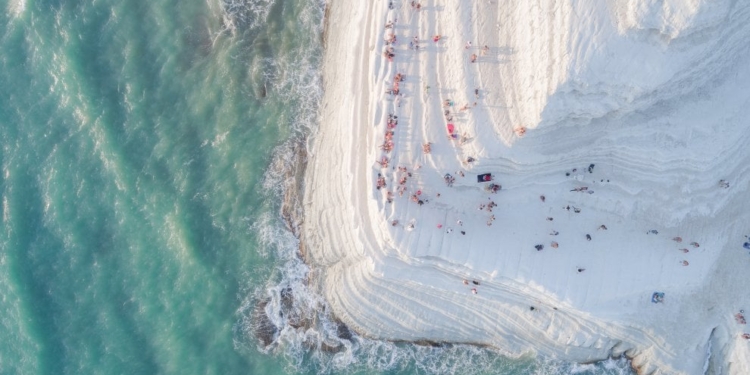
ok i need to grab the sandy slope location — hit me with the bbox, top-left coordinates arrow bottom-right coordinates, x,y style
303,1 -> 750,373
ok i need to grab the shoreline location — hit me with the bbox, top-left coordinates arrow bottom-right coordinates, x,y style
302,1 -> 750,374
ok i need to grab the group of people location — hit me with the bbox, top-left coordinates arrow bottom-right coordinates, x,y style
466,43 -> 490,63
376,112 -> 400,177
378,1 -> 504,251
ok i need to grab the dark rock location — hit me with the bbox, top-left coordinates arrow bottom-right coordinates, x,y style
413,340 -> 451,348
335,320 -> 353,341
253,299 -> 278,347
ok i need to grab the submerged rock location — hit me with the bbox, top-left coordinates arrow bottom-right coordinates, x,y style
253,299 -> 277,347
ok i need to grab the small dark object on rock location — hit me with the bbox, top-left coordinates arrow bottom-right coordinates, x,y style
535,244 -> 544,251
530,306 -> 535,311
586,234 -> 591,241
588,164 -> 595,173
540,195 -> 546,202
546,217 -> 553,221
461,231 -> 466,235
577,268 -> 585,273
472,280 -> 479,285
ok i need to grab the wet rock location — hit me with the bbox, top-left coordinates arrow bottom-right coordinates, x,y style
335,319 -> 353,341
253,299 -> 278,347
413,340 -> 451,348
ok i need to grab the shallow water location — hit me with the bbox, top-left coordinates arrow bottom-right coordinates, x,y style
0,0 -> 633,374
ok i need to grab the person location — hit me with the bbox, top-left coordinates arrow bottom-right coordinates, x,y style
735,312 -> 746,324
471,288 -> 477,294
433,34 -> 440,42
384,47 -> 395,61
422,142 -> 431,154
470,54 -> 477,63
465,41 -> 472,49
474,88 -> 479,99
652,292 -> 664,303
481,45 -> 489,56
577,268 -> 585,273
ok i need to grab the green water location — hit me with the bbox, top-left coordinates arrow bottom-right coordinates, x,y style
0,0 -> 317,373
0,0 -> 633,374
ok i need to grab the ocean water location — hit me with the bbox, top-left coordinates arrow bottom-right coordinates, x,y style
0,0 -> 634,374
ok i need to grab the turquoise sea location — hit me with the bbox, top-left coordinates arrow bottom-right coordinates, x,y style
0,0 -> 634,374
